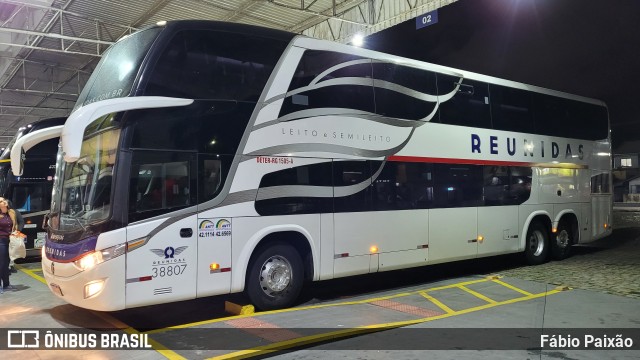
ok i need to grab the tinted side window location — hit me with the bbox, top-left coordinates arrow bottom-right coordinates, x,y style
128,151 -> 196,222
145,30 -> 287,101
333,160 -> 373,212
433,164 -> 483,208
534,94 -> 609,140
198,154 -> 233,203
373,161 -> 435,210
569,101 -> 609,140
438,76 -> 492,128
490,85 -> 535,133
483,166 -> 532,206
280,50 -> 374,117
126,100 -> 251,154
255,161 -> 333,215
591,172 -> 610,193
372,63 -> 438,121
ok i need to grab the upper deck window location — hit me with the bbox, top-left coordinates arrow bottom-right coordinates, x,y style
73,27 -> 162,113
144,30 -> 288,101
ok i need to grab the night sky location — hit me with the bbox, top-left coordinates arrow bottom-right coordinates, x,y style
366,0 -> 640,152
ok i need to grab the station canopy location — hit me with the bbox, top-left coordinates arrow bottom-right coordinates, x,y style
0,0 -> 457,149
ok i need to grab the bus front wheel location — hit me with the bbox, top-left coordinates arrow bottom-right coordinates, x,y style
524,221 -> 549,265
246,243 -> 303,311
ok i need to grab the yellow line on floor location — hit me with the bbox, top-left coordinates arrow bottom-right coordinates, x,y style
491,279 -> 533,296
144,278 -> 491,335
418,291 -> 455,314
209,288 -> 563,359
17,264 -> 182,360
458,285 -> 497,304
15,264 -> 47,284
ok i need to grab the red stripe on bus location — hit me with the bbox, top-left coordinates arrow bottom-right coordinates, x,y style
388,156 -> 532,167
139,276 -> 153,282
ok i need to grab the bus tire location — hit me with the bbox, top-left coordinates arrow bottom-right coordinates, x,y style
551,221 -> 573,260
246,243 -> 303,311
524,221 -> 549,265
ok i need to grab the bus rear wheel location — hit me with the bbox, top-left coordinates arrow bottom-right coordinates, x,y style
524,221 -> 549,265
246,243 -> 303,311
551,221 -> 573,260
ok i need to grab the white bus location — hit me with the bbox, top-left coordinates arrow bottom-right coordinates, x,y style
42,21 -> 611,311
0,117 -> 64,256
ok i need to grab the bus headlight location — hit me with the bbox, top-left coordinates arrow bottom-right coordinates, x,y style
74,244 -> 126,271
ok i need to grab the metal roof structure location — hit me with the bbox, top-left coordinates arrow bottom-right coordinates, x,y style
0,0 -> 456,149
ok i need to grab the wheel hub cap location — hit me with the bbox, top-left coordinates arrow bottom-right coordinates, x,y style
529,230 -> 545,256
259,256 -> 292,296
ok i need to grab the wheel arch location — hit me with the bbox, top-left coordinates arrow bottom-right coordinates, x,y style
520,211 -> 552,251
232,225 -> 317,293
554,210 -> 580,244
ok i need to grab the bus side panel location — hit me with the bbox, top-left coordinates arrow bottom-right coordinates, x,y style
591,194 -> 612,241
196,217 -> 232,297
580,202 -> 592,243
428,208 -> 477,264
125,217 -> 197,308
334,210 -> 428,275
477,206 -> 519,257
319,213 -> 334,280
334,212 -> 382,277
377,210 -> 429,272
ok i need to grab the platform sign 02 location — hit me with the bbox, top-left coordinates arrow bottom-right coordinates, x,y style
416,10 -> 438,30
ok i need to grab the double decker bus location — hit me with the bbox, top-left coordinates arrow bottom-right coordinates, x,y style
42,21 -> 611,311
0,117 -> 65,256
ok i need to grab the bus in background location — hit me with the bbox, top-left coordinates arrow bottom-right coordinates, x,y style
0,117 -> 65,256
42,21 -> 611,312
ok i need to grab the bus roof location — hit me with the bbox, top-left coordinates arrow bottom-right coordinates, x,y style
140,20 -> 297,44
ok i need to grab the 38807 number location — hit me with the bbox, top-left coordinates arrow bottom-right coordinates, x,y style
152,264 -> 187,278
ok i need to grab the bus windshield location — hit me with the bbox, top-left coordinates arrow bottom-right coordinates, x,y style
72,27 -> 162,113
50,114 -> 120,232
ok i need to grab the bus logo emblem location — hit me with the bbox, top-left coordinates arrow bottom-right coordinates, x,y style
150,246 -> 187,259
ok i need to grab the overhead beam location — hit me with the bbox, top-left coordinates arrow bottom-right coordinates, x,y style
0,88 -> 78,97
0,0 -> 135,32
0,55 -> 90,74
0,27 -> 114,45
0,41 -> 102,57
0,105 -> 71,112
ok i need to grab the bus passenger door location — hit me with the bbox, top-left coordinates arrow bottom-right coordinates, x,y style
196,154 -> 233,297
125,151 -> 198,308
427,164 -> 483,263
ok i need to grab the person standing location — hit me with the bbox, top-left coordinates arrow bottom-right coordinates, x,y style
7,200 -> 24,274
0,197 -> 18,292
